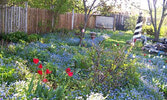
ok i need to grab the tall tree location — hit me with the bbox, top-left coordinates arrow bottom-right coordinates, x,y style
73,0 -> 84,13
147,0 -> 167,41
79,0 -> 110,46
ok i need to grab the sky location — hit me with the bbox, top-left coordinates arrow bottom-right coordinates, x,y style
140,0 -> 148,10
88,0 -> 163,11
86,0 -> 163,16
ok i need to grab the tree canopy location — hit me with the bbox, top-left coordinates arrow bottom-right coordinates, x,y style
8,0 -> 75,13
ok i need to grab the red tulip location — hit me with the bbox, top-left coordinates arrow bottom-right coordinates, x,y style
38,64 -> 43,69
149,60 -> 151,63
134,39 -> 137,43
144,54 -> 146,56
46,69 -> 52,74
166,60 -> 167,63
37,70 -> 42,75
67,72 -> 73,77
42,78 -> 48,83
66,68 -> 71,73
117,43 -> 119,46
33,58 -> 39,64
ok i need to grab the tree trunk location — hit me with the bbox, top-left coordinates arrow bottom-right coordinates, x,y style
79,14 -> 89,46
147,0 -> 167,42
154,32 -> 159,42
79,0 -> 97,46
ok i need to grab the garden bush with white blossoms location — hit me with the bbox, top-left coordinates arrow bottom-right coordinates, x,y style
0,29 -> 167,100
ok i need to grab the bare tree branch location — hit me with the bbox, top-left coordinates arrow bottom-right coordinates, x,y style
130,3 -> 149,12
87,0 -> 96,16
153,0 -> 157,33
147,0 -> 155,27
157,0 -> 166,38
164,13 -> 167,16
91,0 -> 110,10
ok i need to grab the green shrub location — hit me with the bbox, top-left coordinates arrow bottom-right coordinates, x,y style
27,34 -> 41,42
7,44 -> 17,54
160,26 -> 167,37
74,29 -> 80,34
55,28 -> 70,35
142,25 -> 154,36
0,58 -> 30,84
62,28 -> 69,34
83,45 -> 140,94
124,16 -> 138,31
70,43 -> 140,95
142,25 -> 167,38
5,31 -> 28,43
0,66 -> 17,84
0,33 -> 7,41
73,52 -> 93,69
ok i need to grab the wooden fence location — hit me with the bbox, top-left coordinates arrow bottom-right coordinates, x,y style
113,13 -> 129,30
0,5 -> 96,34
0,5 -> 27,34
27,8 -> 95,34
0,4 -> 129,34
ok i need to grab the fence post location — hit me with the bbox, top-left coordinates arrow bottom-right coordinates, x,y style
0,5 -> 1,33
71,8 -> 74,30
11,6 -> 13,33
5,4 -> 7,34
18,6 -> 20,31
2,5 -> 5,33
25,2 -> 28,33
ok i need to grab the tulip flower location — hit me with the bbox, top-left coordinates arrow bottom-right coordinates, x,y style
38,64 -> 43,69
33,58 -> 39,64
67,72 -> 73,77
46,69 -> 52,74
66,68 -> 71,73
37,70 -> 42,75
42,78 -> 48,83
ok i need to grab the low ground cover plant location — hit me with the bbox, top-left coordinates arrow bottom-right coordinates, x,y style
0,29 -> 166,99
0,31 -> 41,43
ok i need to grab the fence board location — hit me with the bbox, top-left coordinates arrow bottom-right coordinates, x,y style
0,7 -> 1,33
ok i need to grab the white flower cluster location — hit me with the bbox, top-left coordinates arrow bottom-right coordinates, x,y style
75,92 -> 108,100
86,92 -> 108,100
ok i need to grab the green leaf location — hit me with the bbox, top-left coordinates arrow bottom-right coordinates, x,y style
27,73 -> 35,94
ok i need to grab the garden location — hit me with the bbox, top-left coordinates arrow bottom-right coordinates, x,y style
0,29 -> 167,100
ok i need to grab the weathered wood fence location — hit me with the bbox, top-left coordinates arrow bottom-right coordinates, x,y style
0,5 -> 27,34
113,13 -> 129,30
27,8 -> 95,34
0,4 -> 130,34
0,4 -> 95,34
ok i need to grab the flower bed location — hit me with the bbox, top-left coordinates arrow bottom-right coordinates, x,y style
0,30 -> 167,99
